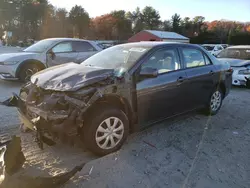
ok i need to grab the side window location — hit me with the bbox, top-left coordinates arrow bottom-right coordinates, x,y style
181,48 -> 206,68
217,46 -> 223,50
72,41 -> 96,52
52,42 -> 73,53
204,54 -> 212,65
141,48 -> 181,74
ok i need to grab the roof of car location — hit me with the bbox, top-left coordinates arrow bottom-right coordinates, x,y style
42,38 -> 94,42
117,42 -> 197,48
202,44 -> 220,46
227,45 -> 250,49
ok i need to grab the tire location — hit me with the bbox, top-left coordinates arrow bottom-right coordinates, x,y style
205,88 -> 223,115
83,105 -> 129,156
246,77 -> 250,89
19,63 -> 42,83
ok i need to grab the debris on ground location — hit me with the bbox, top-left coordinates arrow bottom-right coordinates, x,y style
0,135 -> 87,188
143,140 -> 157,149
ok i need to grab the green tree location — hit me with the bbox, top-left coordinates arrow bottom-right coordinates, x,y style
141,6 -> 161,30
192,16 -> 205,35
171,13 -> 181,33
161,20 -> 172,31
181,17 -> 192,36
69,5 -> 90,38
55,8 -> 69,37
20,0 -> 49,39
111,10 -> 133,40
126,7 -> 144,34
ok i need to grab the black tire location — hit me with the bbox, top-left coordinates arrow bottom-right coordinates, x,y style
246,78 -> 250,89
205,88 -> 223,115
19,63 -> 41,83
83,105 -> 129,156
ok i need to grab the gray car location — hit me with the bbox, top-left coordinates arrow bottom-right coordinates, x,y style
0,38 -> 103,82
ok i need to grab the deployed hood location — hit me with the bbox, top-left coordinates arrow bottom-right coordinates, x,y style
31,63 -> 114,91
0,52 -> 38,62
218,58 -> 250,67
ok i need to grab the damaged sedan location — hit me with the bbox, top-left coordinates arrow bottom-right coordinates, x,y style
1,42 -> 233,156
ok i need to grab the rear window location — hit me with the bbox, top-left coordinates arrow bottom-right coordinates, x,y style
217,48 -> 250,60
72,41 -> 96,52
202,46 -> 214,51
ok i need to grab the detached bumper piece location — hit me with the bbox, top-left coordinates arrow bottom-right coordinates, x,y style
0,93 -> 19,107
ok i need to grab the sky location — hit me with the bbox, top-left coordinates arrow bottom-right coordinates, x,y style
49,0 -> 250,22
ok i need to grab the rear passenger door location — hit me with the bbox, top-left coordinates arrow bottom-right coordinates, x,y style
180,47 -> 216,108
72,41 -> 98,63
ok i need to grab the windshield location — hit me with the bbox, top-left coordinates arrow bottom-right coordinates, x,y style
217,48 -> 250,60
202,45 -> 215,51
23,40 -> 56,53
81,44 -> 151,71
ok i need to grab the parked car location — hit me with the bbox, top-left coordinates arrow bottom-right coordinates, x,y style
202,44 -> 224,56
217,45 -> 250,87
0,38 -> 102,82
5,42 -> 232,156
221,44 -> 229,49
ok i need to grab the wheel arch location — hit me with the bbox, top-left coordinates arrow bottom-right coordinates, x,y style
215,82 -> 226,98
16,59 -> 46,78
83,94 -> 136,133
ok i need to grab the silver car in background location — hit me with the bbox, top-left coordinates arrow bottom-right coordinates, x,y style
0,38 -> 103,82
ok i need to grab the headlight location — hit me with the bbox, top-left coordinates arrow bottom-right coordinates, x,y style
1,61 -> 19,65
238,69 -> 250,75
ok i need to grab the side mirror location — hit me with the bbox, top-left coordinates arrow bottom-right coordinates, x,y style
48,50 -> 55,60
140,67 -> 158,78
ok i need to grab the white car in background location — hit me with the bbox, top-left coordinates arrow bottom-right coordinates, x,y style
217,45 -> 250,88
0,38 -> 102,82
202,44 -> 224,56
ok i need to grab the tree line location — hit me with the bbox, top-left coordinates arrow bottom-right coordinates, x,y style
1,0 -> 250,44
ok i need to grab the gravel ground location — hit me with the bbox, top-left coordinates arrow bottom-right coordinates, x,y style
0,79 -> 250,188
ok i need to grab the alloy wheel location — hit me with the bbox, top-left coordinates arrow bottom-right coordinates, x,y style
95,117 -> 124,150
24,67 -> 39,82
210,91 -> 222,112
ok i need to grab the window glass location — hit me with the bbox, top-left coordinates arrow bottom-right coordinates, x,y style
202,45 -> 214,51
217,49 -> 250,60
182,48 -> 206,68
204,55 -> 212,65
217,46 -> 223,50
141,49 -> 180,74
52,42 -> 72,53
72,41 -> 96,52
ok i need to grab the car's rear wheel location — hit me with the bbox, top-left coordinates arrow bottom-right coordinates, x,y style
83,106 -> 129,156
246,78 -> 250,89
206,88 -> 223,115
19,63 -> 41,83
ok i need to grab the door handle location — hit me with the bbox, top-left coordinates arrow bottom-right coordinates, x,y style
177,77 -> 186,85
177,76 -> 185,82
209,71 -> 214,75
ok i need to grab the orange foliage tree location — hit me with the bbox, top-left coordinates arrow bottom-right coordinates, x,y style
90,14 -> 117,40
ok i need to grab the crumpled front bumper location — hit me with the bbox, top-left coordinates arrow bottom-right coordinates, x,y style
1,94 -> 56,148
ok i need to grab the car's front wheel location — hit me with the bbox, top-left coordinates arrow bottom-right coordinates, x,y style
83,106 -> 129,156
19,63 -> 41,83
206,89 -> 223,115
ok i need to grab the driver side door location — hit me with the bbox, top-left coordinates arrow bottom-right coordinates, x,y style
136,47 -> 189,126
47,41 -> 78,67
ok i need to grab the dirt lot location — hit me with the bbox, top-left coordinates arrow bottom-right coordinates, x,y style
0,79 -> 250,188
